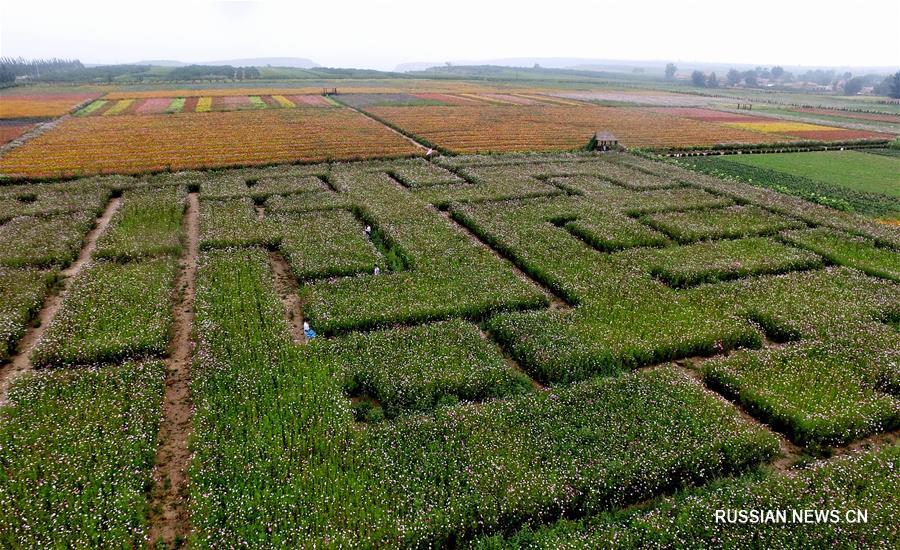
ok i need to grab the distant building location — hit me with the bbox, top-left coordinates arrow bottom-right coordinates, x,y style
591,132 -> 619,151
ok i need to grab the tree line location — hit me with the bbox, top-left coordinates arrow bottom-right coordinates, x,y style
664,62 -> 900,98
0,57 -> 84,83
0,57 -> 264,84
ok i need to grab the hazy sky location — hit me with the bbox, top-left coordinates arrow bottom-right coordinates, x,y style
2,0 -> 898,70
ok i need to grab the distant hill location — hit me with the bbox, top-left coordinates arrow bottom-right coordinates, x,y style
395,58 -> 649,72
131,57 -> 319,68
134,59 -> 189,67
396,58 -> 900,75
202,57 -> 319,68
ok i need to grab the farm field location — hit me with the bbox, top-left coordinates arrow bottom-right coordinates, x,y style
0,149 -> 897,547
1,83 -> 893,179
679,150 -> 900,221
0,93 -> 100,119
0,107 -> 421,178
0,123 -> 34,145
366,104 -> 783,152
362,102 -> 889,153
725,150 -> 900,197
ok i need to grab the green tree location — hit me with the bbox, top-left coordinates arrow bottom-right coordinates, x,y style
771,66 -> 784,79
743,70 -> 758,87
665,63 -> 677,79
878,71 -> 900,99
843,77 -> 864,95
706,72 -> 719,88
726,69 -> 741,86
691,70 -> 706,87
0,65 -> 15,84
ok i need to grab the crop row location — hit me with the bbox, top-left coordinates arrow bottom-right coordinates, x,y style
623,154 -> 900,248
0,211 -> 96,268
0,123 -> 34,146
0,181 -> 111,223
450,195 -> 767,382
94,187 -> 186,261
0,109 -> 422,178
0,360 -> 164,547
76,95 -> 333,117
301,169 -> 548,334
189,247 -> 386,546
633,237 -> 823,288
642,204 -> 806,243
274,209 -> 382,280
0,268 -> 56,362
694,266 -> 900,444
30,257 -> 177,367
782,227 -> 899,282
189,248 -> 781,545
365,105 -> 784,152
365,367 -> 779,545
200,173 -> 326,201
199,197 -> 389,282
476,444 -> 899,548
386,158 -> 464,188
704,339 -> 899,446
0,93 -> 99,118
677,156 -> 900,219
307,319 -> 532,419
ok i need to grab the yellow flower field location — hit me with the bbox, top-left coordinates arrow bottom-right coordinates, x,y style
725,121 -> 838,134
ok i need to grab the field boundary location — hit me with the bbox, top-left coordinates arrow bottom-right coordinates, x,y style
147,192 -> 199,546
0,196 -> 121,406
329,96 -> 431,152
267,250 -> 307,344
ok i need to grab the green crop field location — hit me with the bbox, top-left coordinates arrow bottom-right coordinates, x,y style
726,150 -> 900,198
1,149 -> 896,547
1,65 -> 900,547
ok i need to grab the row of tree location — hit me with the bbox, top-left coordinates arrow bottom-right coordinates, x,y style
168,65 -> 261,80
671,62 -> 900,98
0,57 -> 265,84
0,57 -> 84,80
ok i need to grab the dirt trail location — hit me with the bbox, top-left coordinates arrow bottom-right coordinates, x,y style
147,192 -> 199,547
667,362 -> 803,473
0,196 -> 121,406
335,101 -> 430,152
268,250 -> 307,344
476,326 -> 546,391
433,206 -> 572,309
0,100 -> 92,155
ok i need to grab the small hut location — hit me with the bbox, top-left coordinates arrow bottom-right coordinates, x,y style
589,132 -> 619,151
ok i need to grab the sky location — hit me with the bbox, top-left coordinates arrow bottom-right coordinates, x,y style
2,0 -> 898,71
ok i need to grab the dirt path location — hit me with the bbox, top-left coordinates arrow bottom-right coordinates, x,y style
433,206 -> 573,309
334,100 -> 430,152
0,196 -> 121,406
477,326 -> 546,391
667,362 -> 803,473
267,250 -> 307,344
147,192 -> 199,547
0,98 -> 95,155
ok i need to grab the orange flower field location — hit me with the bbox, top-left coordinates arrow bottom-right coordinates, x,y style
0,123 -> 34,145
0,94 -> 100,118
0,108 -> 421,178
368,105 -> 787,152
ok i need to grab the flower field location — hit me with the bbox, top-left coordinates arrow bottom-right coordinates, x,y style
0,123 -> 34,145
0,143 -> 898,547
0,108 -> 421,178
366,104 -> 785,152
0,93 -> 99,118
75,94 -> 336,117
